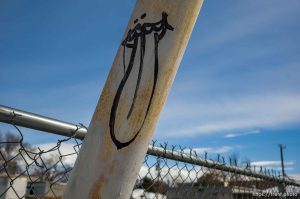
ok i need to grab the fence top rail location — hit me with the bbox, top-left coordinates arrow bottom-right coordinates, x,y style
0,105 -> 87,140
1,104 -> 299,187
147,145 -> 299,186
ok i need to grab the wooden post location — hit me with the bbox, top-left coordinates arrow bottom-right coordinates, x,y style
63,0 -> 204,198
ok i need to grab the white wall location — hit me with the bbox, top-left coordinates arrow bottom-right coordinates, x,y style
4,177 -> 27,199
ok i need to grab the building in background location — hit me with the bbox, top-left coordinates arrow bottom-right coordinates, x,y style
0,175 -> 27,199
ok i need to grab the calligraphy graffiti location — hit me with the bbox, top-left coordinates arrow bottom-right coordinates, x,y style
109,12 -> 174,149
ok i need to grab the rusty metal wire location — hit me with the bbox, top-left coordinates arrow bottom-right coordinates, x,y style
0,123 -> 300,199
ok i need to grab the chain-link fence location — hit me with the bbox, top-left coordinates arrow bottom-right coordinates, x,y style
0,105 -> 300,199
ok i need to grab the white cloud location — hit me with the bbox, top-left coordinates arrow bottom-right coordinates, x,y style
35,142 -> 80,166
282,167 -> 294,171
159,94 -> 300,137
260,167 -> 294,171
251,161 -> 294,167
224,129 -> 260,138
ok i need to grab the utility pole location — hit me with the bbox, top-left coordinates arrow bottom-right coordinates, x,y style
278,144 -> 286,194
278,144 -> 286,178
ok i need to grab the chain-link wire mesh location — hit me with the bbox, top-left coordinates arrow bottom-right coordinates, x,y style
0,122 -> 300,199
135,142 -> 300,199
0,123 -> 82,199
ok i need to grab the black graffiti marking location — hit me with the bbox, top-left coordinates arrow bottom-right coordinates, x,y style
109,12 -> 174,150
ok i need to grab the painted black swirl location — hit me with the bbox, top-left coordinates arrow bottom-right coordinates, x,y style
109,12 -> 174,149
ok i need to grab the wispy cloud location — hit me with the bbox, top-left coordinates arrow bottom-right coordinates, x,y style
159,93 -> 300,137
192,0 -> 300,54
224,129 -> 260,138
251,161 -> 294,167
155,0 -> 300,140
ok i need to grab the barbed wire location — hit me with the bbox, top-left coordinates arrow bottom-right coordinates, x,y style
0,122 -> 299,199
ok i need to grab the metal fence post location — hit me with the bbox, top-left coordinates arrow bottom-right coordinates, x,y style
62,0 -> 204,198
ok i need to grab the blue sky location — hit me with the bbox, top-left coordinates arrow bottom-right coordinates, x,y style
0,1 -> 300,177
